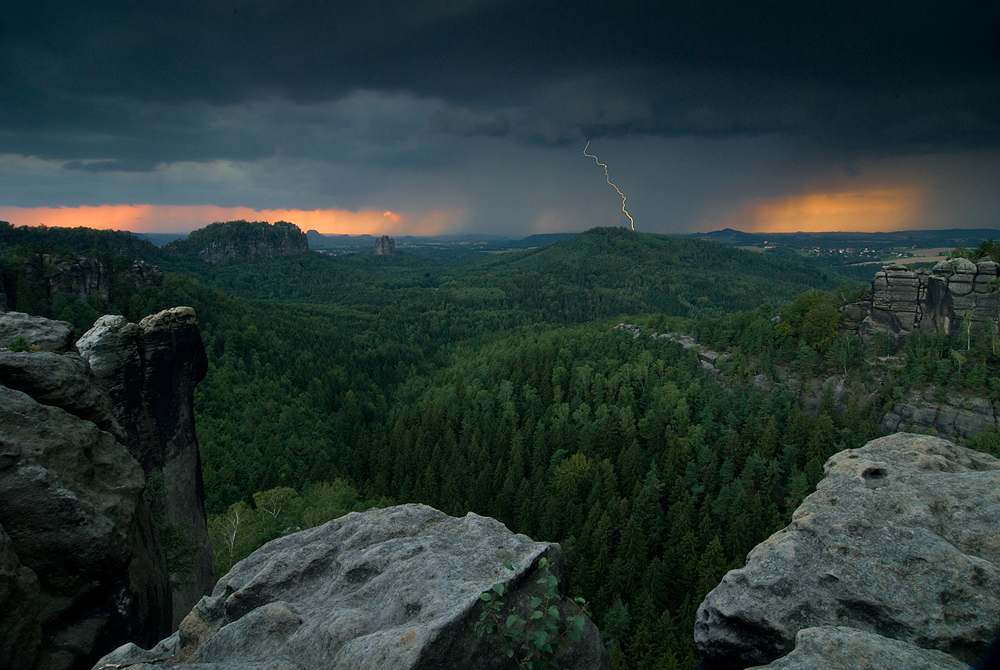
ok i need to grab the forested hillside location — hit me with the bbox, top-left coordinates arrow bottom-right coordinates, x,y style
5,221 -> 1000,669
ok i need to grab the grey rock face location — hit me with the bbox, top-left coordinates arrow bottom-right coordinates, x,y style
78,307 -> 215,626
0,350 -> 124,441
373,235 -> 396,255
851,260 -> 1000,343
192,221 -> 309,264
96,504 -> 610,670
0,311 -> 75,352
746,627 -> 973,670
880,387 -> 998,441
0,313 -> 172,670
47,256 -> 109,303
695,433 -> 1000,670
129,260 -> 164,287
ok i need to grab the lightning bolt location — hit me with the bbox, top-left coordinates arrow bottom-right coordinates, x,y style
584,140 -> 634,230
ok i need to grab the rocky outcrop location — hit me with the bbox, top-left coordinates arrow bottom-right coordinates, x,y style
10,254 -> 164,308
95,504 -> 610,670
880,387 -> 998,440
45,256 -> 110,303
0,311 -> 76,352
695,433 -> 1000,669
850,259 -> 1000,344
0,313 -> 171,670
374,235 -> 396,255
167,220 -> 309,265
77,308 -> 215,626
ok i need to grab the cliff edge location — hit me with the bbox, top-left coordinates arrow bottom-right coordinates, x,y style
695,433 -> 1000,670
77,308 -> 215,626
0,313 -> 171,670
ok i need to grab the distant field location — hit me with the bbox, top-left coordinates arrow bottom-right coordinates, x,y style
853,247 -> 953,266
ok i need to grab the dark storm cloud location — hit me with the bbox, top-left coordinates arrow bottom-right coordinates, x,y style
426,107 -> 511,137
1,0 -> 998,172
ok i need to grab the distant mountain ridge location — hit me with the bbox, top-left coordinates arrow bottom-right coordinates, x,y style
688,227 -> 1000,248
305,229 -> 576,250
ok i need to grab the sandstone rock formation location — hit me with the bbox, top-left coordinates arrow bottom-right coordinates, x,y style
0,313 -> 171,670
8,254 -> 164,309
374,234 -> 396,255
45,256 -> 110,303
95,504 -> 610,670
880,387 -> 997,440
0,311 -> 75,351
167,220 -> 309,265
77,307 -> 215,626
849,259 -> 1000,344
695,433 -> 1000,670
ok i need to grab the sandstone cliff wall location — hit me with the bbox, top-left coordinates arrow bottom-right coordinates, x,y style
0,313 -> 172,670
9,255 -> 163,307
374,235 -> 396,255
77,308 -> 215,627
184,220 -> 308,265
848,258 -> 1000,344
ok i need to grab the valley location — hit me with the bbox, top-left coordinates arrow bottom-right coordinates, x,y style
3,220 -> 1000,669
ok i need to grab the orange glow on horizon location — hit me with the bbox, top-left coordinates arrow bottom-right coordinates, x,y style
0,205 -> 462,237
729,188 -> 924,233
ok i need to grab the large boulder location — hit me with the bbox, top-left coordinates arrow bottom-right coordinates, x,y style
0,314 -> 171,670
95,504 -> 610,670
695,433 -> 1000,670
77,307 -> 214,626
0,311 -> 75,352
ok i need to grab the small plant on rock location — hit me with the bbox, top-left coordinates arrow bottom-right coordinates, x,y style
7,336 -> 32,352
474,557 -> 589,669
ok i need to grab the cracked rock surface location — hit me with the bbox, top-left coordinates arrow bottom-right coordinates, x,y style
695,433 -> 1000,670
96,504 -> 610,670
0,312 -> 171,670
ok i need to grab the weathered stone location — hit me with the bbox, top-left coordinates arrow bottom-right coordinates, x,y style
0,382 -> 171,670
169,220 -> 309,265
0,522 -> 43,669
977,260 -> 999,277
695,434 -> 1000,669
374,235 -> 396,255
746,627 -> 973,670
855,261 -> 1000,341
952,257 -> 978,274
47,257 -> 109,303
880,387 -> 998,440
96,504 -> 610,670
0,350 -> 124,441
0,312 -> 75,352
78,307 -> 214,626
129,260 -> 164,287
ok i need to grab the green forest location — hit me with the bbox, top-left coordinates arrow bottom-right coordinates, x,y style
4,221 -> 1000,669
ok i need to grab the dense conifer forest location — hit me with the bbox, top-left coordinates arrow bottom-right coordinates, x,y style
4,221 -> 1000,669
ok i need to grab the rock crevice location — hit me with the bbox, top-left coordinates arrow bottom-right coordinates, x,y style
849,259 -> 1000,344
77,307 -> 215,627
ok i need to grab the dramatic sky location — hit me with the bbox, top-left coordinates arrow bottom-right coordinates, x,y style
1,1 -> 998,236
